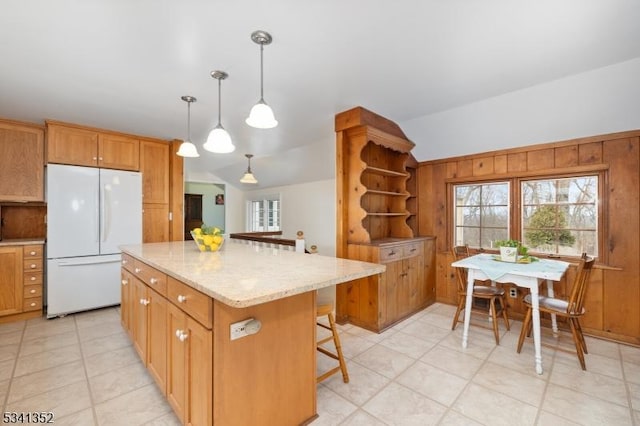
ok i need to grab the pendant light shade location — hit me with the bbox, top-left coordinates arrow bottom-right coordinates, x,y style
240,154 -> 258,184
246,30 -> 278,129
204,70 -> 236,153
177,96 -> 200,158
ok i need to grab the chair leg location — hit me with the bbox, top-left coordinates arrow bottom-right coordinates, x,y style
573,317 -> 588,354
517,307 -> 532,353
499,295 -> 510,331
328,312 -> 349,383
568,317 -> 587,370
451,297 -> 465,331
489,298 -> 500,344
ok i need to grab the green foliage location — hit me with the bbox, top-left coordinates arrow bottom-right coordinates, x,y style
494,239 -> 528,256
524,206 -> 575,248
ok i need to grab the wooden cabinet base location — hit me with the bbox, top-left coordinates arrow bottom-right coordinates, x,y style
0,310 -> 41,324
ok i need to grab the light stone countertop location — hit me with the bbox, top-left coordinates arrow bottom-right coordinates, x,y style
120,241 -> 386,308
0,238 -> 45,247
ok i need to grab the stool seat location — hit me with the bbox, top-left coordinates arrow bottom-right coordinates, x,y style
316,303 -> 349,383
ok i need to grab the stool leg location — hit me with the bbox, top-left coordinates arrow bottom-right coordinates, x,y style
328,312 -> 349,383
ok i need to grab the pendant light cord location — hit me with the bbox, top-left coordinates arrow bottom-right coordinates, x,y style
218,77 -> 222,125
260,44 -> 264,100
187,100 -> 192,141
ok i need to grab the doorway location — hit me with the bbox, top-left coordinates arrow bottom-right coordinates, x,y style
183,182 -> 226,240
184,193 -> 203,240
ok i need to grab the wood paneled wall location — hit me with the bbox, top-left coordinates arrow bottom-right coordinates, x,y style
417,130 -> 640,345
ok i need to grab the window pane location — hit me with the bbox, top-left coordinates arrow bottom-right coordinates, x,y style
522,176 -> 598,256
454,182 -> 509,249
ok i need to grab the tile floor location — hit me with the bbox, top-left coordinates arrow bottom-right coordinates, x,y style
1,303 -> 639,425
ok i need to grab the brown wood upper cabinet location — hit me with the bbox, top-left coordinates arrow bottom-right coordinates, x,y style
0,119 -> 45,202
46,121 -> 139,171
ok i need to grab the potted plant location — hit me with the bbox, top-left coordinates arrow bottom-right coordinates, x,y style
493,239 -> 528,262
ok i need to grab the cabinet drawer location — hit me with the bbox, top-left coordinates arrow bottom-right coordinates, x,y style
168,277 -> 212,329
379,246 -> 403,263
23,284 -> 42,298
23,258 -> 42,272
23,297 -> 42,312
23,271 -> 42,285
121,253 -> 135,273
133,260 -> 167,297
23,245 -> 43,259
402,242 -> 423,258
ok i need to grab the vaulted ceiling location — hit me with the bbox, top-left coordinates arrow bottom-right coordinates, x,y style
2,1 -> 639,188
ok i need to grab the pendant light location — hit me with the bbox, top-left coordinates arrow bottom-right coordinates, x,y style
240,154 -> 258,184
176,96 -> 199,157
246,30 -> 278,129
204,70 -> 236,153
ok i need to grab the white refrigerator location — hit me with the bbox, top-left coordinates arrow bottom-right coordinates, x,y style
46,164 -> 142,318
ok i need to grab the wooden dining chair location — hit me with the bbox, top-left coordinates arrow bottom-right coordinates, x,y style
316,302 -> 349,383
451,245 -> 510,344
517,253 -> 595,370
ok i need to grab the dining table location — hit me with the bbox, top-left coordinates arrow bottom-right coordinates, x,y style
451,253 -> 570,374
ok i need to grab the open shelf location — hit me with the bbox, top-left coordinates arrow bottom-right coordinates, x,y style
366,212 -> 408,217
365,166 -> 409,178
365,189 -> 409,197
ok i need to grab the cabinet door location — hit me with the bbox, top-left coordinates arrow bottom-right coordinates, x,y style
140,141 -> 169,204
147,288 -> 167,394
0,247 -> 23,316
423,239 -> 436,304
383,260 -> 402,326
405,254 -> 424,313
166,303 -> 187,422
143,203 -> 170,243
0,121 -> 45,202
98,134 -> 140,171
185,316 -> 212,426
120,269 -> 133,337
47,124 -> 98,167
131,277 -> 148,361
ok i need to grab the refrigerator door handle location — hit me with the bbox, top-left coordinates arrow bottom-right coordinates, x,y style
57,258 -> 121,267
103,185 -> 112,242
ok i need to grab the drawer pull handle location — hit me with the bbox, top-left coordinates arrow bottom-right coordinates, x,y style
150,278 -> 158,285
122,259 -> 128,265
134,267 -> 142,273
121,279 -> 128,286
175,329 -> 188,342
30,289 -> 36,294
177,295 -> 187,303
140,298 -> 150,306
30,264 -> 37,269
30,302 -> 37,307
30,277 -> 36,281
410,248 -> 417,252
389,250 -> 397,256
30,251 -> 36,256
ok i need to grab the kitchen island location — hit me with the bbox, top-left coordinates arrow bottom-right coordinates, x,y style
120,241 -> 385,426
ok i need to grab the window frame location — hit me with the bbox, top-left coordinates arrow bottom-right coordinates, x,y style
449,170 -> 606,261
246,194 -> 281,232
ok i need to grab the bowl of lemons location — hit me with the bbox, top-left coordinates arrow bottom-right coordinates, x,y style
190,225 -> 225,252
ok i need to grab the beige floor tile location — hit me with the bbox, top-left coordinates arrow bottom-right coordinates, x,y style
5,380 -> 92,419
338,332 -> 377,359
399,320 -> 452,342
18,329 -> 78,357
438,410 -> 484,426
0,321 -> 25,335
347,325 -> 396,344
7,360 -> 86,403
429,303 -> 457,317
23,317 -> 76,341
74,307 -> 120,329
0,358 -> 15,382
353,345 -> 415,380
363,382 -> 446,425
542,383 -> 633,425
0,330 -> 23,346
582,335 -> 621,360
143,411 -> 181,425
536,410 -> 581,425
454,382 -> 538,426
0,378 -> 9,404
487,342 -> 553,378
13,343 -> 82,377
89,361 -> 154,404
378,330 -> 438,359
420,345 -> 484,380
625,361 -> 640,385
418,311 -> 456,330
77,321 -> 125,342
53,408 -> 96,426
438,331 -> 496,361
634,410 -> 640,425
340,409 -> 387,426
473,361 -> 547,407
80,330 -> 132,358
94,384 -> 171,426
629,382 -> 640,411
550,360 -> 629,407
322,361 -> 390,406
396,361 -> 467,406
620,344 -> 640,365
555,349 -> 623,380
84,345 -> 141,378
0,344 -> 18,363
314,385 -> 357,425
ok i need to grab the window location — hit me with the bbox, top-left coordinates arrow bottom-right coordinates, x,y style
454,182 -> 510,248
247,196 -> 281,232
521,176 -> 598,256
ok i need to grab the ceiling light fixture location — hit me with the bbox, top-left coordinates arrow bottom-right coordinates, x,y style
176,96 -> 199,158
240,154 -> 258,184
204,70 -> 236,153
246,30 -> 278,129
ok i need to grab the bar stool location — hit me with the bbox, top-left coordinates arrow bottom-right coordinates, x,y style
316,303 -> 349,383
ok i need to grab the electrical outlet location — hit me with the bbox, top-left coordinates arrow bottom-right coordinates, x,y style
230,318 -> 262,340
509,288 -> 518,298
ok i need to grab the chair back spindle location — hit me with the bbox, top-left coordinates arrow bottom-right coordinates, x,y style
567,254 -> 595,315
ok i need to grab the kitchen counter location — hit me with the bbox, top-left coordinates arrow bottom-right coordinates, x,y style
0,238 -> 45,246
120,240 -> 385,308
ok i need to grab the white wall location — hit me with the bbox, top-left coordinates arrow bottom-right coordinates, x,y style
403,57 -> 640,161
